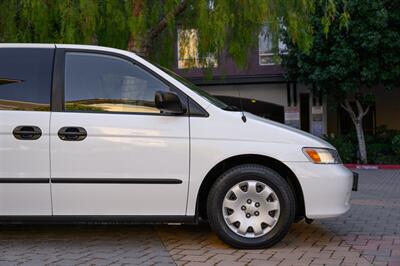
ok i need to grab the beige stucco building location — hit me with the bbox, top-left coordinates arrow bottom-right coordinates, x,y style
174,29 -> 400,137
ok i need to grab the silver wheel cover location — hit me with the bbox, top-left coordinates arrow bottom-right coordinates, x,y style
222,180 -> 280,238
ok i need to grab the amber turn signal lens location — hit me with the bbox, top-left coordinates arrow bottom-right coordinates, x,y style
302,148 -> 341,164
303,149 -> 322,163
303,148 -> 342,164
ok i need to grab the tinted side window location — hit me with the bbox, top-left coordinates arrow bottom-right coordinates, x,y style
0,48 -> 54,111
64,52 -> 171,114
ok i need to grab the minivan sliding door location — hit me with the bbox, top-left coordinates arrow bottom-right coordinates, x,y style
0,47 -> 54,216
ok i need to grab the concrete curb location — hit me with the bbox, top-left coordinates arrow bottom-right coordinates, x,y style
345,163 -> 400,170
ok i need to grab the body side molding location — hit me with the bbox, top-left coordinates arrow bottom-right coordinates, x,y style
51,178 -> 183,184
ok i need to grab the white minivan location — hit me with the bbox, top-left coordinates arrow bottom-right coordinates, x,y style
0,44 -> 356,248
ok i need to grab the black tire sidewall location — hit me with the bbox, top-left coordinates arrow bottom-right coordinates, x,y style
207,164 -> 295,249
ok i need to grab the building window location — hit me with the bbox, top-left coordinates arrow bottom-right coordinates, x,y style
177,29 -> 217,69
258,25 -> 287,66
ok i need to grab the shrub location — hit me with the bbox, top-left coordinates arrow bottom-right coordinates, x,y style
367,142 -> 396,164
393,134 -> 400,155
324,127 -> 400,164
366,126 -> 400,164
323,134 -> 356,163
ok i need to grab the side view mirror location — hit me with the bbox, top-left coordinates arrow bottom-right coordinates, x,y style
154,91 -> 186,115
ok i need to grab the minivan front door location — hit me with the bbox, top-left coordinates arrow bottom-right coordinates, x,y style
0,47 -> 54,215
50,51 -> 190,216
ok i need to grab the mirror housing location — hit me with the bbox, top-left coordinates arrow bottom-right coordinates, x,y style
155,91 -> 186,115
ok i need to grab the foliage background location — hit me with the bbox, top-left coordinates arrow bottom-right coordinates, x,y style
324,128 -> 400,164
0,0 -> 340,68
283,0 -> 400,163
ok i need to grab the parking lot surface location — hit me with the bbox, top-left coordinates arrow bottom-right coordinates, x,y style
0,170 -> 398,266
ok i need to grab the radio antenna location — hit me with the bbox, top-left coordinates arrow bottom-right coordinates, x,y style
238,86 -> 247,123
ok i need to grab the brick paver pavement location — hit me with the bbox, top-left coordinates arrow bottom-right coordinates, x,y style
0,170 -> 398,265
322,170 -> 400,266
0,225 -> 175,266
156,221 -> 371,266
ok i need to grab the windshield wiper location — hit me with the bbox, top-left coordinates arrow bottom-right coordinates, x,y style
222,105 -> 240,111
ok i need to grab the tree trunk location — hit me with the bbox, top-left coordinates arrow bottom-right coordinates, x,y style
341,99 -> 370,164
127,38 -> 148,57
127,0 -> 147,56
127,0 -> 188,57
354,117 -> 368,164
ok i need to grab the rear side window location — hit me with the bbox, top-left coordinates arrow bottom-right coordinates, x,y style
64,52 -> 171,114
0,48 -> 54,111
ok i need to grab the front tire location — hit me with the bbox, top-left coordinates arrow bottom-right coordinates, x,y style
207,164 -> 295,248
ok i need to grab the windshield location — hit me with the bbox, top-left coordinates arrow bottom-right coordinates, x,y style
160,67 -> 236,111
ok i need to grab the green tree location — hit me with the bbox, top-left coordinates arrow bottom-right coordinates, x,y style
1,0 -> 345,68
283,0 -> 400,163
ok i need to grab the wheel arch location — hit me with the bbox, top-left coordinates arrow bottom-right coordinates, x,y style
196,154 -> 305,221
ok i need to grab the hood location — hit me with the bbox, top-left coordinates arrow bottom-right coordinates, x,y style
243,112 -> 335,149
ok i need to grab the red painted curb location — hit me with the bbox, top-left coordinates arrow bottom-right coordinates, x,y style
345,164 -> 400,170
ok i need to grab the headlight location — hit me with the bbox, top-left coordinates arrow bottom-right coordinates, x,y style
302,148 -> 342,164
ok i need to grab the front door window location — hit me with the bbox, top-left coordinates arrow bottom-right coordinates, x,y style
64,52 -> 171,114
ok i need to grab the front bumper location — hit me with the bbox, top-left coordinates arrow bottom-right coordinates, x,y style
285,162 -> 353,219
352,171 -> 359,191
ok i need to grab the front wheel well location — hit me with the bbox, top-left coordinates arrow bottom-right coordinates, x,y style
196,154 -> 305,221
